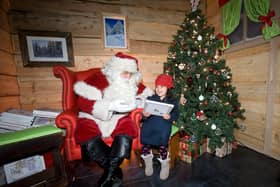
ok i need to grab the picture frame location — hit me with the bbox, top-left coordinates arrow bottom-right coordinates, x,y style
18,30 -> 74,67
102,15 -> 128,49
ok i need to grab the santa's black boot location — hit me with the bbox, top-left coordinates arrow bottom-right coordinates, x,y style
81,136 -> 111,166
81,136 -> 123,183
98,135 -> 132,187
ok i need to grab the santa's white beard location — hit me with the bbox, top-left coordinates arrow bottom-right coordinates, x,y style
103,75 -> 138,104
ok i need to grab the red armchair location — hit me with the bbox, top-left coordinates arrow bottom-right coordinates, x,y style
53,65 -> 143,162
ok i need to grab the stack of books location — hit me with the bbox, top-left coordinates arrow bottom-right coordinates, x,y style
0,109 -> 62,133
0,109 -> 34,132
32,109 -> 61,127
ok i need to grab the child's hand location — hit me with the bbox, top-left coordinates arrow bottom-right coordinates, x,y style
163,113 -> 171,120
143,111 -> 151,117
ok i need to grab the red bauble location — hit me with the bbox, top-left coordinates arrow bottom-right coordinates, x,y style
187,76 -> 193,85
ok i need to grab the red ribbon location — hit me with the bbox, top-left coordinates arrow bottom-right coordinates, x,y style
216,33 -> 228,47
258,10 -> 275,29
219,0 -> 230,7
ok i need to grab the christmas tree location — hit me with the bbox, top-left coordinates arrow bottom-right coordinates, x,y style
164,9 -> 245,150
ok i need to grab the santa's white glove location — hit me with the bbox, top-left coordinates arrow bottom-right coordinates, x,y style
109,99 -> 137,113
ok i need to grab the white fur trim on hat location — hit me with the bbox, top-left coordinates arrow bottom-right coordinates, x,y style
106,55 -> 138,73
73,81 -> 102,100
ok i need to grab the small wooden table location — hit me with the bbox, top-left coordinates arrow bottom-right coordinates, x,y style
0,125 -> 67,187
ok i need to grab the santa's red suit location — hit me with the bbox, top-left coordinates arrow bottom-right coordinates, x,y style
73,52 -> 153,186
73,52 -> 153,143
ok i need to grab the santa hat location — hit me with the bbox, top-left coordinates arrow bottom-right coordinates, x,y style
155,74 -> 174,89
106,52 -> 138,73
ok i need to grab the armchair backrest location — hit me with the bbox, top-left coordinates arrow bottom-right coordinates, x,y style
53,65 -> 100,111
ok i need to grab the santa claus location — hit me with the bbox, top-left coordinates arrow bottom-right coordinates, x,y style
73,52 -> 153,187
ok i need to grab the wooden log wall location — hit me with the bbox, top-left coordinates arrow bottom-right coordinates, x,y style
8,0 -> 198,111
206,0 -> 280,160
0,0 -> 20,112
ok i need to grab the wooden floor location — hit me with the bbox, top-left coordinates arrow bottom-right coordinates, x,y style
67,146 -> 280,187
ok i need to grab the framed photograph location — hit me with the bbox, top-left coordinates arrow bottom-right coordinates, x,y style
18,30 -> 74,67
102,15 -> 128,49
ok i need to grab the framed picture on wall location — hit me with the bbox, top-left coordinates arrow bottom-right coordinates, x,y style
102,15 -> 128,49
18,30 -> 74,67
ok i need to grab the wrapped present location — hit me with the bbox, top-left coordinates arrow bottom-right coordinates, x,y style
178,135 -> 200,163
215,137 -> 233,158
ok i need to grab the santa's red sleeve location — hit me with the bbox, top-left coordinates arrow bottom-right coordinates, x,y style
73,70 -> 113,121
137,82 -> 154,98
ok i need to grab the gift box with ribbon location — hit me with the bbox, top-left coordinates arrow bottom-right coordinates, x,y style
178,135 -> 201,163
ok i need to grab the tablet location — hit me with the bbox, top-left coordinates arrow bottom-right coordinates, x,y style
143,99 -> 174,116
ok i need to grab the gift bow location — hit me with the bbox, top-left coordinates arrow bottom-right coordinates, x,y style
258,10 -> 275,29
216,33 -> 228,47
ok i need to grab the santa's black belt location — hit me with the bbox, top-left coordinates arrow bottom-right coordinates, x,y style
113,112 -> 129,115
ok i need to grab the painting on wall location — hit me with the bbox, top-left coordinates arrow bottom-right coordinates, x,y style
102,15 -> 128,49
18,30 -> 74,67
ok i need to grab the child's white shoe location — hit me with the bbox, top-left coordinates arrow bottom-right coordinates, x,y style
141,153 -> 153,176
157,157 -> 170,180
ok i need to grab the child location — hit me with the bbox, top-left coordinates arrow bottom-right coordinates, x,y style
140,74 -> 179,180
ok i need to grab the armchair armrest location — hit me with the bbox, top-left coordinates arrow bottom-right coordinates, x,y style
55,109 -> 81,161
129,108 -> 143,129
129,108 -> 143,150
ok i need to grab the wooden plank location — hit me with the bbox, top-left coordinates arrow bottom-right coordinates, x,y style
0,96 -> 20,112
234,81 -> 267,102
130,40 -> 169,55
0,29 -> 12,52
0,75 -> 19,96
71,37 -> 170,56
227,52 -> 270,82
121,0 -> 188,11
120,6 -> 185,25
10,0 -> 120,16
234,131 -> 264,152
225,43 -> 270,59
34,80 -> 62,94
264,38 -> 278,155
0,0 -> 10,12
0,9 -> 10,32
9,11 -> 101,37
0,51 -> 17,75
129,21 -> 179,43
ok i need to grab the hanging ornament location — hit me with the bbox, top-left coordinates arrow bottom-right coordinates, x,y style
198,94 -> 204,101
227,91 -> 232,98
187,77 -> 193,85
191,113 -> 197,121
210,95 -> 219,103
196,110 -> 204,118
211,123 -> 217,130
196,74 -> 200,79
213,82 -> 217,87
178,63 -> 185,70
187,50 -> 191,56
197,35 -> 202,41
215,128 -> 222,136
204,48 -> 208,54
204,100 -> 208,106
